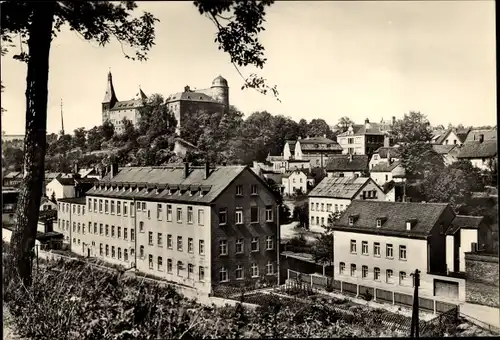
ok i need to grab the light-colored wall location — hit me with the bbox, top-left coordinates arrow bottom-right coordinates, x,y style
294,142 -> 303,160
309,197 -> 351,227
109,108 -> 141,133
369,154 -> 401,169
46,181 -> 75,200
441,131 -> 462,146
57,202 -> 88,250
40,200 -> 57,211
460,229 -> 478,272
338,135 -> 365,155
283,143 -> 292,160
446,235 -> 454,273
326,171 -> 363,178
282,172 -> 307,196
468,158 -> 495,171
3,227 -> 41,247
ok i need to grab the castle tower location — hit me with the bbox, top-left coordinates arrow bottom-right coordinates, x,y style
210,75 -> 229,113
102,71 -> 118,123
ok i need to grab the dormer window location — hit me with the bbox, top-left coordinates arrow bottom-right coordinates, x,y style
376,217 -> 387,228
199,190 -> 204,197
167,189 -> 172,195
406,218 -> 417,231
348,214 -> 359,226
348,217 -> 354,226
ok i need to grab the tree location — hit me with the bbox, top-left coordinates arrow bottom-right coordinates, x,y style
307,118 -> 334,139
101,120 -> 115,141
292,203 -> 309,230
2,0 -> 275,285
3,146 -> 24,171
72,127 -> 86,150
392,111 -> 433,144
297,119 -> 308,138
50,192 -> 56,204
311,211 -> 341,268
86,126 -> 102,152
399,142 -> 444,181
336,116 -> 354,134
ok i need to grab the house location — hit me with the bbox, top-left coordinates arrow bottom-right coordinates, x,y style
3,171 -> 22,188
369,160 -> 406,186
432,145 -> 460,166
308,176 -> 384,229
336,119 -> 393,156
281,170 -> 307,196
57,197 -> 88,248
266,155 -> 311,173
173,137 -> 199,158
282,135 -> 343,168
431,129 -> 446,144
457,138 -> 497,171
46,176 -> 98,201
325,154 -> 369,178
464,128 -> 497,143
434,128 -> 471,146
382,181 -> 405,202
40,197 -> 57,211
332,200 -> 480,306
369,146 -> 400,169
65,163 -> 279,296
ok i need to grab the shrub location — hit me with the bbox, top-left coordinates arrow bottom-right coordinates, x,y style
325,284 -> 334,293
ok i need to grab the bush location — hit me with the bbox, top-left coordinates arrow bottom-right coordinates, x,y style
325,285 -> 334,293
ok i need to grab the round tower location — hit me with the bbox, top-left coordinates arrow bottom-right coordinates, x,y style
210,75 -> 229,112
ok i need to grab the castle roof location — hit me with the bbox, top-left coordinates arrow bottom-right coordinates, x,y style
102,71 -> 118,104
212,75 -> 228,87
165,91 -> 219,104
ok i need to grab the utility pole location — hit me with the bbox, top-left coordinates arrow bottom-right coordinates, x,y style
60,98 -> 65,135
276,203 -> 281,286
410,269 -> 421,338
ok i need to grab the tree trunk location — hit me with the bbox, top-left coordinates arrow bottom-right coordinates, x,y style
8,2 -> 56,286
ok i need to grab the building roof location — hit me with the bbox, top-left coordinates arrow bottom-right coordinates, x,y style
457,141 -> 497,159
337,122 -> 388,137
110,99 -> 143,111
432,144 -> 458,155
86,165 -> 262,204
464,128 -> 497,143
265,173 -> 284,184
4,171 -> 21,179
165,91 -> 218,103
373,147 -> 400,159
267,155 -> 285,162
38,209 -> 57,222
435,128 -> 471,145
370,160 -> 402,173
446,215 -> 484,235
308,176 -> 375,199
55,177 -> 75,186
282,170 -> 307,179
58,197 -> 87,205
334,200 -> 451,238
325,155 -> 369,172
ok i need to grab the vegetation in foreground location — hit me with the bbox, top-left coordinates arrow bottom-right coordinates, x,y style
3,257 -> 490,339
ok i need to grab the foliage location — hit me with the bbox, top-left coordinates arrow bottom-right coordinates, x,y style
398,141 -> 444,181
2,145 -> 24,171
392,111 -> 433,143
336,116 -> 355,134
307,118 -> 335,139
311,211 -> 341,266
292,202 -> 309,230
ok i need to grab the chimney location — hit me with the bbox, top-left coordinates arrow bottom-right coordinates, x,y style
323,134 -> 326,138
479,134 -> 484,143
392,116 -> 396,125
387,151 -> 392,164
471,242 -> 478,253
109,163 -> 119,179
365,118 -> 370,129
383,135 -> 390,148
204,162 -> 210,179
184,162 -> 190,179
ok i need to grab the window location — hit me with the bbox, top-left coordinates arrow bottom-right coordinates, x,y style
311,216 -> 314,225
167,259 -> 173,273
157,204 -> 162,220
73,223 -> 76,233
321,203 -> 324,211
148,232 -> 153,245
251,263 -> 259,277
311,204 -> 315,211
93,223 -> 97,234
117,227 -> 121,238
167,234 -> 172,249
321,217 -> 325,226
149,255 -> 153,269
99,244 -> 103,256
139,221 -> 144,232
77,223 -> 81,233
99,224 -> 103,235
251,237 -> 259,252
399,271 -> 406,285
93,199 -> 97,212
176,208 -> 182,222
386,269 -> 394,283
157,233 -> 163,246
117,201 -> 121,215
386,244 -> 394,258
348,217 -> 354,225
124,228 -> 128,240
188,238 -> 194,253
199,266 -> 205,281
316,217 -> 319,225
131,229 -> 135,241
141,202 -> 146,211
157,257 -> 163,271
399,245 -> 407,260
362,265 -> 368,278
374,242 -> 380,256
139,246 -> 144,258
236,265 -> 244,280
220,267 -> 228,282
374,267 -> 381,281
236,185 -> 243,196
123,202 -> 128,216
177,236 -> 183,251
377,219 -> 382,227
339,262 -> 345,274
327,204 -> 332,212
111,225 -> 115,237
251,184 -> 258,195
118,247 -> 122,260
105,225 -> 109,237
137,202 -> 142,212
219,208 -> 227,225
105,245 -> 109,257
188,263 -> 193,279
266,236 -> 274,250
110,201 -> 115,214
186,206 -> 193,223
219,240 -> 228,255
362,241 -> 368,255
198,209 -> 204,226
124,249 -> 128,261
265,206 -> 273,222
235,210 -> 243,224
266,261 -> 274,275
350,264 -> 356,276
236,239 -> 244,253
315,203 -> 319,211
99,199 -> 103,213
250,206 -> 259,223
130,202 -> 135,216
166,205 -> 172,221
199,240 -> 205,255
350,240 -> 356,254
105,200 -> 109,213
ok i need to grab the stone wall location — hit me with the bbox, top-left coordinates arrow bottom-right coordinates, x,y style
465,252 -> 499,307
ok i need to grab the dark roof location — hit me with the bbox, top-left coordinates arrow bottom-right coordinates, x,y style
325,155 -> 369,172
36,231 -> 64,240
39,209 -> 57,222
265,173 -> 284,184
435,128 -> 471,145
446,215 -> 484,235
308,176 -> 375,199
464,128 -> 497,143
373,147 -> 400,159
4,171 -> 21,179
76,178 -> 99,184
55,177 -> 75,186
282,170 -> 307,179
86,165 -> 257,204
337,122 -> 388,137
165,91 -> 218,103
370,161 -> 403,173
382,180 -> 403,194
432,144 -> 458,155
267,155 -> 285,162
334,200 -> 451,238
457,141 -> 497,159
110,99 -> 143,111
58,197 -> 87,205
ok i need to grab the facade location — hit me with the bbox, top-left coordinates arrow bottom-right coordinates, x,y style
463,128 -> 497,144
434,128 -> 470,146
369,160 -> 406,186
332,201 -> 481,304
40,197 -> 57,211
57,197 -> 88,247
369,146 -> 400,169
282,136 -> 343,167
464,252 -> 499,307
281,170 -> 307,196
432,145 -> 460,166
308,176 -> 384,228
457,138 -> 497,171
63,164 -> 278,295
46,177 -> 98,201
337,119 -> 392,156
3,171 -> 22,188
266,155 -> 311,173
325,154 -> 369,178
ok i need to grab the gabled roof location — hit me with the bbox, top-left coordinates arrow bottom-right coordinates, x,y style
55,177 -> 75,186
4,171 -> 21,179
370,161 -> 402,173
165,92 -> 218,103
325,155 -> 369,172
432,144 -> 458,155
457,141 -> 497,159
334,200 -> 451,238
435,128 -> 471,145
282,170 -> 307,179
264,173 -> 284,184
308,176 -> 376,199
86,165 -> 254,204
373,147 -> 400,159
337,123 -> 388,137
267,155 -> 285,162
464,128 -> 497,143
298,136 -> 335,144
446,215 -> 484,235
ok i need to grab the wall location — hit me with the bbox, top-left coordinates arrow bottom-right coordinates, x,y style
338,135 -> 365,155
57,202 -> 88,251
46,181 -> 75,200
309,197 -> 350,227
210,169 -> 278,287
465,252 -> 499,307
441,131 -> 462,146
282,172 -> 307,196
445,235 -> 454,273
283,143 -> 293,160
109,108 -> 141,133
326,171 -> 363,178
459,229 -> 478,272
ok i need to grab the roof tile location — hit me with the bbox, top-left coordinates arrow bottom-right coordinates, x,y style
308,176 -> 374,199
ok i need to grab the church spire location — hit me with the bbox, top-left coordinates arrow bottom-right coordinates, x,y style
60,98 -> 65,135
103,70 -> 118,104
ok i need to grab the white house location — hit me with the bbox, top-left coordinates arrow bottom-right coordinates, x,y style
369,146 -> 400,169
40,197 -> 57,211
282,136 -> 343,168
369,160 -> 406,186
434,128 -> 470,146
308,176 -> 385,229
457,138 -> 497,171
46,177 -> 76,201
336,119 -> 392,155
282,170 -> 307,196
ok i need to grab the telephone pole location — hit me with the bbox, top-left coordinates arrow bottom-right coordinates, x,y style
410,269 -> 421,338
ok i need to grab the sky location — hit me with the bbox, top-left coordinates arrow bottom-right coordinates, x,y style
1,1 -> 496,134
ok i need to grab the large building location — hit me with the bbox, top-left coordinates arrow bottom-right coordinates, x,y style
57,163 -> 278,295
337,119 -> 393,156
102,72 -> 229,135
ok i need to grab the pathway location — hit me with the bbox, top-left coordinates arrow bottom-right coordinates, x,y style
459,302 -> 500,333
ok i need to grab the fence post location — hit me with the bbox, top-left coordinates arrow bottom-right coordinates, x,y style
311,274 -> 313,289
433,299 -> 437,314
356,284 -> 359,298
374,288 -> 377,302
392,291 -> 395,305
340,281 -> 343,293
